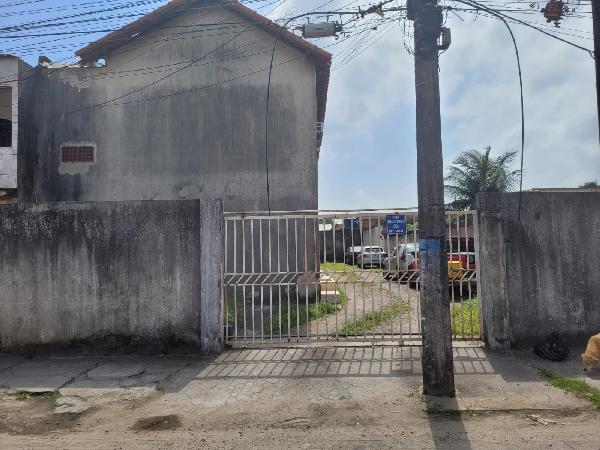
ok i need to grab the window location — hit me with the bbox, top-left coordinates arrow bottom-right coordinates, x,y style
0,87 -> 11,147
61,145 -> 95,163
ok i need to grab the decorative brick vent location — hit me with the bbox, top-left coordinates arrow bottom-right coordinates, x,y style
61,145 -> 95,163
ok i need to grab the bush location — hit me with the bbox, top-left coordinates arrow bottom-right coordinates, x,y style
451,298 -> 479,337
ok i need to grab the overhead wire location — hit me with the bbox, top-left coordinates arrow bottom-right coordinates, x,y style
0,0 -> 285,83
447,0 -> 530,217
446,0 -> 594,56
333,13 -> 403,69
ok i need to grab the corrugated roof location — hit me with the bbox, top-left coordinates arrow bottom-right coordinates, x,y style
76,0 -> 332,132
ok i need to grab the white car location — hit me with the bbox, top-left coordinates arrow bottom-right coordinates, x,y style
382,243 -> 418,279
356,246 -> 387,268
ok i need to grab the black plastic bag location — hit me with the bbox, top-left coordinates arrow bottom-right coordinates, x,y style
533,332 -> 570,362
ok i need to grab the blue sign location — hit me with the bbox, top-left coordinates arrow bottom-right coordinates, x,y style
344,218 -> 360,229
386,215 -> 407,235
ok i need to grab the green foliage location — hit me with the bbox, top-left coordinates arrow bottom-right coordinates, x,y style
445,147 -> 521,210
321,262 -> 354,272
537,368 -> 600,409
225,295 -> 245,324
321,262 -> 362,281
451,298 -> 479,337
338,300 -> 410,336
265,288 -> 349,336
49,391 -> 62,408
10,390 -> 32,401
580,181 -> 599,188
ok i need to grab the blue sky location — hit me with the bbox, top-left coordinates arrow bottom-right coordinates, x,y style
2,0 -> 598,209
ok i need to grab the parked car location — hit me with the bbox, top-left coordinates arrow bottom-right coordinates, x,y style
356,246 -> 387,268
382,243 -> 418,279
410,237 -> 477,286
447,237 -> 476,270
344,246 -> 363,265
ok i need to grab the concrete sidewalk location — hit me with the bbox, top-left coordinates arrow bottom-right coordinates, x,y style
0,345 -> 598,449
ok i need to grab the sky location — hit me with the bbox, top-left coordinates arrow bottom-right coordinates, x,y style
2,0 -> 599,209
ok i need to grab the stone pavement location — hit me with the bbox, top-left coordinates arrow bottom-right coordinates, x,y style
0,344 -> 598,449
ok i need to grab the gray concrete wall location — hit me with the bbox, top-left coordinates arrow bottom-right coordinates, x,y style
18,7 -> 319,212
0,199 -> 223,352
477,192 -> 600,347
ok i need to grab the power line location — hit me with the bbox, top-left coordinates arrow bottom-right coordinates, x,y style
445,0 -> 527,217
0,0 -> 286,83
260,1 -> 397,213
0,0 -> 280,36
447,0 -> 595,55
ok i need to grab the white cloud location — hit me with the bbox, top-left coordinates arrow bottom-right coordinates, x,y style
8,0 -> 598,208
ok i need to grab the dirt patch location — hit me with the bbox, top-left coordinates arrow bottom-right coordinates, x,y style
132,414 -> 181,431
0,395 -> 88,435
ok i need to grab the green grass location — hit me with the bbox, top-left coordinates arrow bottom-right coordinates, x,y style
10,390 -> 32,401
338,299 -> 410,336
321,262 -> 363,281
321,262 -> 354,272
265,288 -> 349,336
225,294 -> 245,324
451,298 -> 480,337
537,368 -> 600,409
49,390 -> 62,408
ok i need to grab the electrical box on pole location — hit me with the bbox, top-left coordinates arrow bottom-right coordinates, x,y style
301,22 -> 341,39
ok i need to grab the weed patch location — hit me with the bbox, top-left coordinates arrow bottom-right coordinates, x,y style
265,288 -> 348,336
537,368 -> 600,409
338,300 -> 410,336
49,391 -> 62,408
10,390 -> 32,401
451,298 -> 479,337
321,262 -> 362,281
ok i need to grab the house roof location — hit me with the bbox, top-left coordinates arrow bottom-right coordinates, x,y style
76,0 -> 332,136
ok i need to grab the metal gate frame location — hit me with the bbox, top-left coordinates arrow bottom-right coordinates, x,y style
223,209 -> 481,346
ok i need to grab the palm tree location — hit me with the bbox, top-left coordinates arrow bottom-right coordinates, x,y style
445,147 -> 521,210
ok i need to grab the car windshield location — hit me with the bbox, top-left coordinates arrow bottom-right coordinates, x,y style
364,247 -> 383,253
405,243 -> 418,253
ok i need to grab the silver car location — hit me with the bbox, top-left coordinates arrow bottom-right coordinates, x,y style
382,243 -> 418,279
356,246 -> 387,268
344,246 -> 363,265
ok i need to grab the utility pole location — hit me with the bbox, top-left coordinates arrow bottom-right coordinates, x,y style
592,0 -> 600,142
408,0 -> 455,397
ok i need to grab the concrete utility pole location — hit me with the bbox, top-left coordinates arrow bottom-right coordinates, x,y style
408,0 -> 455,397
592,0 -> 600,142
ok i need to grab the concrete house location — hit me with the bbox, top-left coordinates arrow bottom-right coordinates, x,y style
16,0 -> 332,212
0,55 -> 29,195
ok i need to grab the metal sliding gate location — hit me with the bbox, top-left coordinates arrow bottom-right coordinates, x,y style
223,210 -> 480,346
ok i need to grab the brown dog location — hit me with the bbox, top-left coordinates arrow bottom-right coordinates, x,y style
581,333 -> 600,371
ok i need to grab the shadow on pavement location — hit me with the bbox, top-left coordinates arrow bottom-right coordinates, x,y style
425,395 -> 473,450
0,346 -> 493,394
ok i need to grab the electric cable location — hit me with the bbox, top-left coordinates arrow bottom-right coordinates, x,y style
449,0 -> 526,217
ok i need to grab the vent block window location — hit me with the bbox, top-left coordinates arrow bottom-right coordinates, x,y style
61,145 -> 95,163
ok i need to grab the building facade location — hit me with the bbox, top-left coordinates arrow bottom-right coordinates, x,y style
16,0 -> 331,212
0,55 -> 27,193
